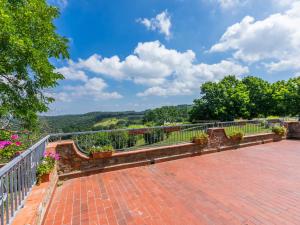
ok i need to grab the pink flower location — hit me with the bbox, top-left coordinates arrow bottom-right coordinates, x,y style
43,151 -> 60,161
10,134 -> 19,140
54,153 -> 60,161
15,141 -> 22,146
0,141 -> 12,149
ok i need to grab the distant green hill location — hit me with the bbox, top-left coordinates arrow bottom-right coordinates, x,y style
40,111 -> 144,133
40,104 -> 192,133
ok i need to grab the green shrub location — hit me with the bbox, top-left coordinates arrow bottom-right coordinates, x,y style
0,143 -> 23,160
227,131 -> 244,142
0,132 -> 24,162
272,126 -> 286,136
127,134 -> 138,147
89,145 -> 114,153
0,130 -> 10,141
143,129 -> 165,145
109,131 -> 130,149
74,134 -> 96,152
191,133 -> 209,145
95,132 -> 111,146
75,131 -> 138,151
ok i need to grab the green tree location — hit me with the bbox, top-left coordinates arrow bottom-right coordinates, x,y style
242,76 -> 273,118
143,105 -> 191,125
282,77 -> 300,117
270,80 -> 290,116
190,76 -> 250,121
0,0 -> 69,129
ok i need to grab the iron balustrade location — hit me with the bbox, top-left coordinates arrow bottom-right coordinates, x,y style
0,135 -> 49,225
48,119 -> 284,154
0,118 -> 292,224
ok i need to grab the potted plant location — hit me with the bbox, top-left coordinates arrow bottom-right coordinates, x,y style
272,126 -> 286,140
228,131 -> 244,143
36,152 -> 59,184
89,145 -> 114,159
192,133 -> 209,146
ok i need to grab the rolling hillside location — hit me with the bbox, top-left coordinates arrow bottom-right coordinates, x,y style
40,104 -> 192,133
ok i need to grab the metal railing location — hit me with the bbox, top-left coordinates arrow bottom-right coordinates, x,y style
49,123 -> 210,154
49,119 -> 284,154
217,120 -> 282,136
0,135 -> 49,225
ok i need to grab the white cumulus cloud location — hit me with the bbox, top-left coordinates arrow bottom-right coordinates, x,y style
210,2 -> 300,73
50,70 -> 122,102
62,77 -> 123,100
59,41 -> 248,97
55,66 -> 88,82
137,10 -> 172,39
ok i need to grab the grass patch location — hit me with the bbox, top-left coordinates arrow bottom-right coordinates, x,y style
93,118 -> 122,127
224,123 -> 272,136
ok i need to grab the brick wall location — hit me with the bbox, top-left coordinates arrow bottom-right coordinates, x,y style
54,129 -> 283,178
56,141 -> 203,176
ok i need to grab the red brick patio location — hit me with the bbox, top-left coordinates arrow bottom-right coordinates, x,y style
44,140 -> 300,225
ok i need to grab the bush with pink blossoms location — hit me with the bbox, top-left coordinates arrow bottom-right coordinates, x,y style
0,130 -> 23,162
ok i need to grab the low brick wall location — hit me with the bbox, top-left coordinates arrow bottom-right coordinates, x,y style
54,130 -> 283,179
56,141 -> 203,176
285,121 -> 300,139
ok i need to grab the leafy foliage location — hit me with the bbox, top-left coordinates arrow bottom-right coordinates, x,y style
36,152 -> 59,182
190,76 -> 250,121
227,131 -> 244,142
89,145 -> 114,153
272,126 -> 286,136
190,76 -> 300,122
75,130 -> 138,151
0,0 -> 69,129
143,105 -> 191,125
192,133 -> 209,145
143,129 -> 165,145
41,111 -> 144,133
0,131 -> 23,162
242,76 -> 273,118
0,130 -> 10,140
109,131 -> 131,149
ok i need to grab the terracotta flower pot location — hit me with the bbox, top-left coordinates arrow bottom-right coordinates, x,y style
193,138 -> 208,146
92,151 -> 113,159
229,136 -> 243,143
40,173 -> 51,183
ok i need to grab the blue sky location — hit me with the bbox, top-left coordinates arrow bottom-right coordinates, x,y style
46,0 -> 300,115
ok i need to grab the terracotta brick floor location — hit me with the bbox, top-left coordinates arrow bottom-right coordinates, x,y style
44,140 -> 300,225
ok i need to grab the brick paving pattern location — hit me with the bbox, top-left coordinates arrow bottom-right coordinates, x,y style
44,140 -> 300,225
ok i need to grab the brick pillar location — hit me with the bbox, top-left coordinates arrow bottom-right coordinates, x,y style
207,128 -> 230,147
284,122 -> 300,139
